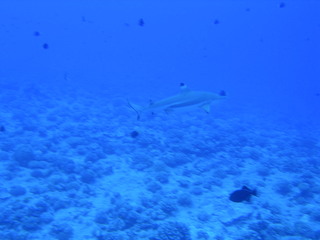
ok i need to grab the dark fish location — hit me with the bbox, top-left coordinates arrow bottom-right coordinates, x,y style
139,18 -> 145,26
0,125 -> 5,132
130,130 -> 139,138
43,43 -> 49,49
219,90 -> 226,97
229,186 -> 257,202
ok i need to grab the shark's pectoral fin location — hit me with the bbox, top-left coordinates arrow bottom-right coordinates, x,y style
200,104 -> 211,113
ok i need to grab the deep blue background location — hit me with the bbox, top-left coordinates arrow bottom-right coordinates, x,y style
0,1 -> 319,126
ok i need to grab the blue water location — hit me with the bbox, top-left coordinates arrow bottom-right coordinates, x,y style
0,1 -> 319,240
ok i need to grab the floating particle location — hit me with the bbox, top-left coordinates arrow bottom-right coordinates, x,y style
214,19 -> 220,25
81,16 -> 93,24
0,125 -> 5,132
42,43 -> 49,49
33,31 -> 40,36
245,8 -> 251,12
139,18 -> 145,26
130,130 -> 139,138
279,2 -> 286,8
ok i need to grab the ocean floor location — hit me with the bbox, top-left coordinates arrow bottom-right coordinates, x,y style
0,83 -> 319,240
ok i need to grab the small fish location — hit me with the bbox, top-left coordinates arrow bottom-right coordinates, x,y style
139,18 -> 145,26
43,43 -> 49,49
130,130 -> 139,138
279,2 -> 286,8
229,186 -> 257,203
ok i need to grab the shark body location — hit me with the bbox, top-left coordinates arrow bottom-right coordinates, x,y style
128,83 -> 226,120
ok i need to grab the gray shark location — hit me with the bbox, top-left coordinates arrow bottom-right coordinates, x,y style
128,83 -> 226,120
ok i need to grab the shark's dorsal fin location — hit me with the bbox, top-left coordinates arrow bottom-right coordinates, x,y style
180,82 -> 190,93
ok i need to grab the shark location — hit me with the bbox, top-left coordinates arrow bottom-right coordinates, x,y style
128,83 -> 226,120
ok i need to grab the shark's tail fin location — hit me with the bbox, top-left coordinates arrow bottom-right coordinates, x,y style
127,99 -> 143,120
